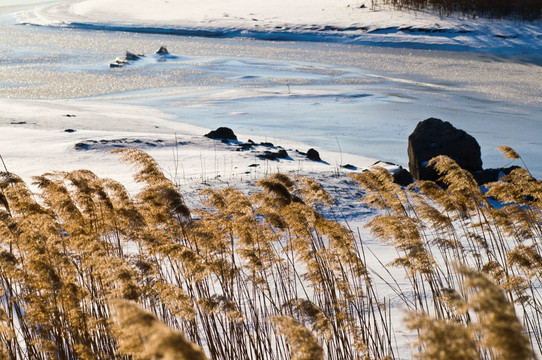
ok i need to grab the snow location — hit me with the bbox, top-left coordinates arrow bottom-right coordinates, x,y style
0,98 -> 378,197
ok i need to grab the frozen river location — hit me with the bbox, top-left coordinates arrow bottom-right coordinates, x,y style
1,1 -> 541,177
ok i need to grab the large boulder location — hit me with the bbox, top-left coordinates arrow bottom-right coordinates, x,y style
205,127 -> 238,141
408,118 -> 482,181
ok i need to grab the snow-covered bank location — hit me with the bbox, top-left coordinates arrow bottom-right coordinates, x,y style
0,98 -> 380,197
13,0 -> 542,57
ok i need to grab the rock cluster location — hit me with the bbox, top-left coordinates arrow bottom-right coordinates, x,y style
110,47 -> 170,68
110,51 -> 144,68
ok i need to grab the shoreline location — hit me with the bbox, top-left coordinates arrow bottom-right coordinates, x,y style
0,98 -> 381,195
18,22 -> 542,63
11,0 -> 542,59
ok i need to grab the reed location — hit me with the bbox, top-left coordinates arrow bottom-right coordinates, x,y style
352,149 -> 541,359
0,147 -> 540,359
381,0 -> 542,20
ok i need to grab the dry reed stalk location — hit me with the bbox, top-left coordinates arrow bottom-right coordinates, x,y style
498,145 -> 533,176
269,315 -> 324,360
349,167 -> 407,215
407,313 -> 479,360
498,145 -> 520,160
112,299 -> 209,360
114,148 -> 190,224
461,267 -> 534,360
427,155 -> 487,211
282,298 -> 332,340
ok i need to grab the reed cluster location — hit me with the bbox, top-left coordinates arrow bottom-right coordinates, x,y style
0,149 -> 392,359
351,148 -> 541,359
0,146 -> 540,359
382,0 -> 542,19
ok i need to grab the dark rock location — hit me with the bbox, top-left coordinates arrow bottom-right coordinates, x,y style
306,148 -> 321,161
259,152 -> 277,160
204,127 -> 238,141
373,160 -> 399,167
472,166 -> 520,186
277,149 -> 289,158
63,114 -> 76,117
237,142 -> 254,151
110,51 -> 144,68
64,129 -> 76,133
393,168 -> 414,186
248,164 -> 259,168
156,46 -> 169,55
258,149 -> 289,161
408,118 -> 482,181
260,142 -> 274,147
341,164 -> 357,170
75,142 -> 89,150
124,51 -> 142,61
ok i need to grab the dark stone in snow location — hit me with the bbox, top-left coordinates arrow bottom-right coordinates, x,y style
205,127 -> 238,141
393,168 -> 414,186
258,149 -> 289,161
277,149 -> 289,158
237,142 -> 254,151
472,166 -> 521,186
258,152 -> 275,160
306,148 -> 321,161
110,51 -> 144,68
156,46 -> 169,55
124,51 -> 142,61
408,118 -> 482,181
373,160 -> 399,167
64,129 -> 76,133
75,142 -> 89,150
